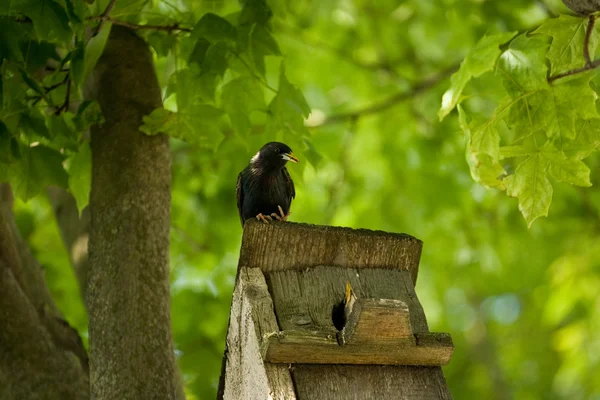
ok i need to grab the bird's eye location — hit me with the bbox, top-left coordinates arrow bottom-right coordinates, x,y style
275,148 -> 280,153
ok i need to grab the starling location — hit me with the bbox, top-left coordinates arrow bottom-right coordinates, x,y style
236,142 -> 298,226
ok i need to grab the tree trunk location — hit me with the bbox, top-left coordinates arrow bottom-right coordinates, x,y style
86,25 -> 183,400
0,184 -> 89,400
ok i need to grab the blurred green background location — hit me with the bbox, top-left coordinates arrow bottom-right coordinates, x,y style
12,0 -> 600,398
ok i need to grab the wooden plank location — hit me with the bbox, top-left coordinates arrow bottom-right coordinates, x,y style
263,331 -> 453,366
341,298 -> 415,345
239,221 -> 422,284
292,365 -> 453,400
222,268 -> 296,400
266,267 -> 429,334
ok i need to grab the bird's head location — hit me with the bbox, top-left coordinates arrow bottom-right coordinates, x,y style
250,142 -> 298,172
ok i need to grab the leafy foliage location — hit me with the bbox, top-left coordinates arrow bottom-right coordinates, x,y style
441,13 -> 600,226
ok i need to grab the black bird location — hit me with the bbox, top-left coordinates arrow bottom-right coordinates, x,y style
236,142 -> 298,226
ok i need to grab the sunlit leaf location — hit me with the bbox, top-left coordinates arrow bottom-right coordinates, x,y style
438,31 -> 517,120
458,105 -> 506,189
68,142 -> 92,213
505,153 -> 552,227
543,142 -> 592,187
535,15 -> 600,73
83,22 -> 112,82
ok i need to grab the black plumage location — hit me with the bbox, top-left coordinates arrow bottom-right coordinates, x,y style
236,142 -> 297,226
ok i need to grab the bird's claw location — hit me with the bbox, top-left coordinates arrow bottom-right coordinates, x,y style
270,205 -> 290,222
256,213 -> 273,223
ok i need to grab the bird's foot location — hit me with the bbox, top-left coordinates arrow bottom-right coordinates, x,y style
256,213 -> 273,224
270,205 -> 290,221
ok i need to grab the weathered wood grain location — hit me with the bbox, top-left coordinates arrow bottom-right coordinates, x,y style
263,330 -> 453,366
222,267 -> 295,400
266,267 -> 429,334
342,298 -> 415,344
240,221 -> 423,284
292,365 -> 453,400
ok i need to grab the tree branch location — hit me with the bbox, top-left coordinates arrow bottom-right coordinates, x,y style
0,184 -> 89,398
548,58 -> 600,82
548,15 -> 599,82
54,73 -> 72,115
310,63 -> 459,127
95,0 -> 117,35
89,16 -> 192,33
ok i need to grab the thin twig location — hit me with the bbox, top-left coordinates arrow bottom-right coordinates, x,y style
45,66 -> 70,73
44,73 -> 69,93
311,63 -> 459,127
55,75 -> 72,115
95,0 -> 118,36
548,58 -> 600,82
89,16 -> 192,33
584,15 -> 596,65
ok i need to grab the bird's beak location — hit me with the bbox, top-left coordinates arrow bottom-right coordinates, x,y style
281,152 -> 299,163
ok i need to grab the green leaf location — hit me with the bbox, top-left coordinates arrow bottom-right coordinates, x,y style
170,71 -> 218,110
192,13 -> 236,44
500,145 -> 531,159
73,100 -> 104,132
189,38 -> 211,67
19,67 -> 47,100
12,0 -> 72,44
83,22 -> 112,81
70,42 -> 85,89
68,142 -> 92,213
0,18 -> 26,63
221,77 -> 266,135
46,113 -> 78,150
20,109 -> 51,140
535,15 -> 600,74
201,42 -> 230,77
246,24 -> 281,75
239,0 -> 273,26
542,142 -> 592,187
505,153 -> 552,227
265,65 -> 311,137
498,34 -> 549,96
438,31 -> 517,120
9,145 -> 68,201
536,74 -> 597,140
562,118 -> 600,158
458,105 -> 506,189
20,41 -> 61,74
64,0 -> 83,24
141,106 -> 226,151
140,108 -> 173,136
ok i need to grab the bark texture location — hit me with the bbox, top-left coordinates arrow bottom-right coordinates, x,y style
0,184 -> 89,400
86,26 -> 182,400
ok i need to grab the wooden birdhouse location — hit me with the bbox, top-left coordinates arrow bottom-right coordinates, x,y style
217,221 -> 454,399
